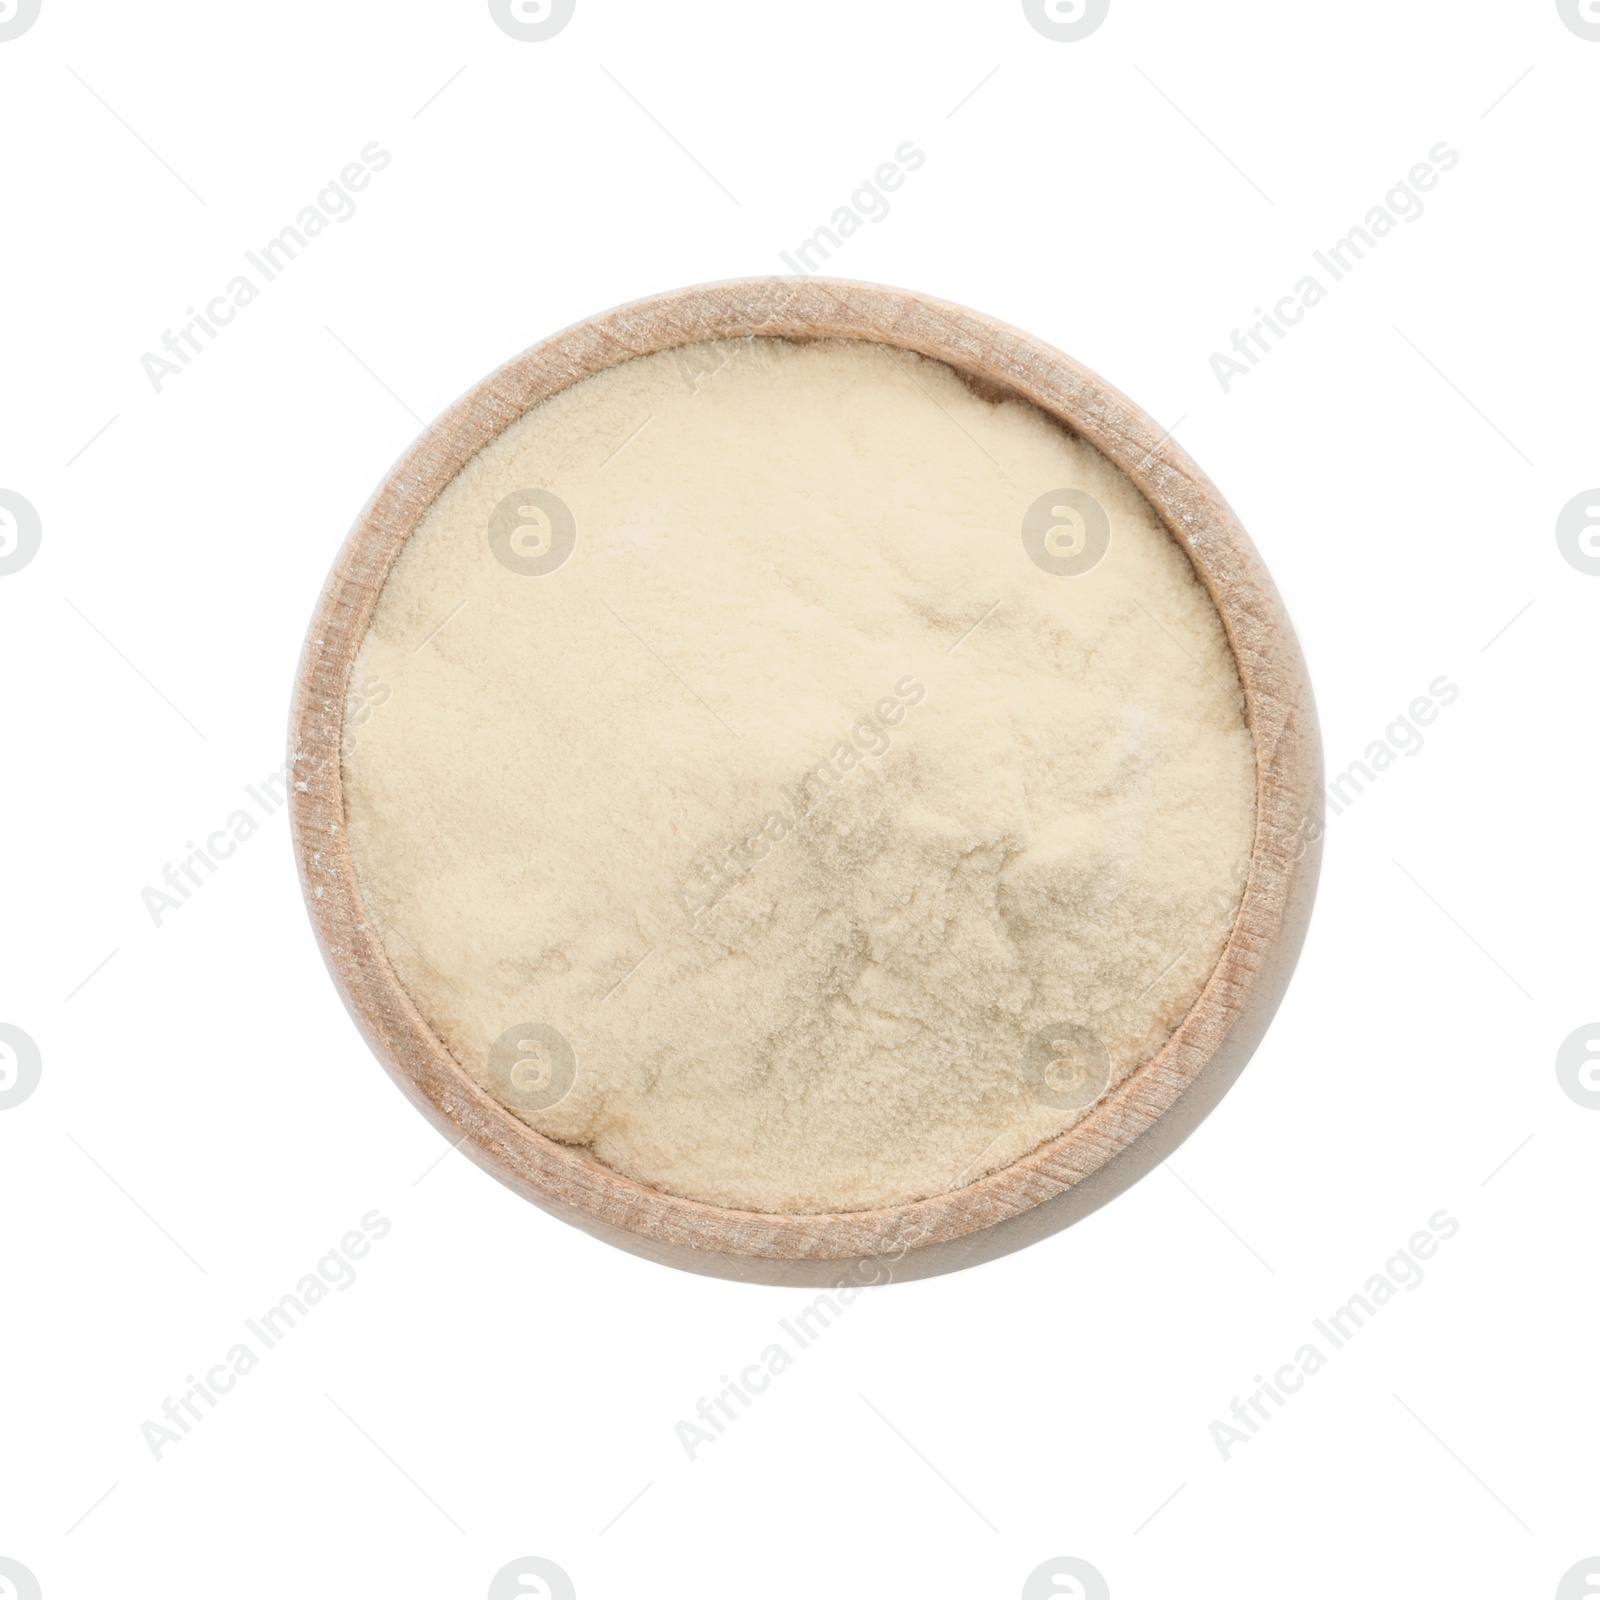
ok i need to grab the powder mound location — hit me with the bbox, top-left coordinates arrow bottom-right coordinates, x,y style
342,336 -> 1257,1213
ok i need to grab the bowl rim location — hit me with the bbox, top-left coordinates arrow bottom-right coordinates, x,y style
288,275 -> 1322,1279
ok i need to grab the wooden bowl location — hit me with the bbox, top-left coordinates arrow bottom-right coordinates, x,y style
289,278 -> 1322,1284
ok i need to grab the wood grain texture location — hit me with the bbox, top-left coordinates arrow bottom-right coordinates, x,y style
289,278 -> 1322,1284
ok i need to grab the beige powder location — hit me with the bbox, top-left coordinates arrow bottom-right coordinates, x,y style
341,336 -> 1256,1214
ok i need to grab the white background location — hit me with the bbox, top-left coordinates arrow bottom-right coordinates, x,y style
2,2 -> 1596,1597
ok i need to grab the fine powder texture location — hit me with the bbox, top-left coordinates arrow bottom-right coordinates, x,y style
342,336 -> 1257,1214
